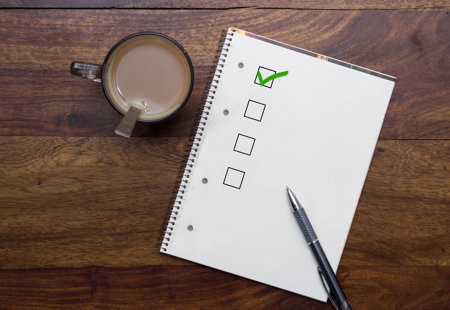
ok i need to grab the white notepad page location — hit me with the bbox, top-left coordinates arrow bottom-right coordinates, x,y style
161,28 -> 395,301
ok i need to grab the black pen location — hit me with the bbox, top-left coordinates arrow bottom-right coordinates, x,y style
286,186 -> 351,310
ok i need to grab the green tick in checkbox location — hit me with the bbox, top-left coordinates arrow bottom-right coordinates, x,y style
254,66 -> 289,88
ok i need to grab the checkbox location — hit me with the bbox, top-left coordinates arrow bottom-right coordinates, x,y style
233,134 -> 255,156
254,66 -> 276,88
223,167 -> 245,189
244,100 -> 266,122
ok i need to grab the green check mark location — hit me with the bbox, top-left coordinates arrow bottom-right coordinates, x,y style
257,70 -> 289,86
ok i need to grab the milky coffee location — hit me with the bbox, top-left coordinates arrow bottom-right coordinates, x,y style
103,34 -> 192,121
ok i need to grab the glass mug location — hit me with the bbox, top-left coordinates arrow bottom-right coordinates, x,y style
70,32 -> 194,138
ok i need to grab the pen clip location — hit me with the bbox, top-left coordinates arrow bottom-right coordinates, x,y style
318,266 -> 339,310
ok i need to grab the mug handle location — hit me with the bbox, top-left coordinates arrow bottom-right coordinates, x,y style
70,61 -> 102,82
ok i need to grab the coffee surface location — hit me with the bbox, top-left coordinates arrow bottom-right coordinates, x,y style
104,35 -> 191,121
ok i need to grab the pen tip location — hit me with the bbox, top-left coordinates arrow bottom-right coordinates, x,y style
286,185 -> 290,191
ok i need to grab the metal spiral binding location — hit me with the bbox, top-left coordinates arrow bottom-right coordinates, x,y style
160,29 -> 234,252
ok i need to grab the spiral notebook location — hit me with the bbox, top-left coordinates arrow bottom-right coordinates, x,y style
161,28 -> 396,301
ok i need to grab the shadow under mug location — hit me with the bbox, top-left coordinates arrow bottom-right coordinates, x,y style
70,32 -> 194,138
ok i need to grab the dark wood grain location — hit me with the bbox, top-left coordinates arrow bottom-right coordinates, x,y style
343,140 -> 449,266
0,3 -> 448,309
0,266 -> 448,310
1,0 -> 449,9
0,10 -> 448,138
0,137 -> 187,268
0,139 -> 448,269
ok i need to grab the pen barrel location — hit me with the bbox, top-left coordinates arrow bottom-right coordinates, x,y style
310,241 -> 348,309
293,208 -> 317,244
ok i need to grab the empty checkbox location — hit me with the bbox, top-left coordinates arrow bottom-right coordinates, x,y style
223,167 -> 245,189
233,134 -> 255,156
244,100 -> 266,122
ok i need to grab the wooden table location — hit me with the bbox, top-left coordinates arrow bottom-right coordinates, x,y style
0,1 -> 448,309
